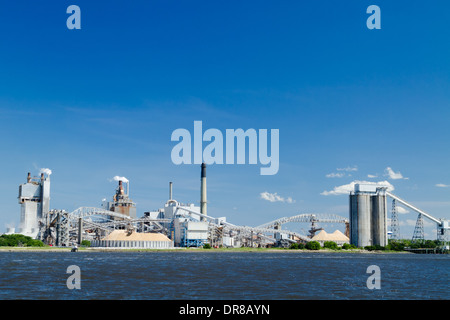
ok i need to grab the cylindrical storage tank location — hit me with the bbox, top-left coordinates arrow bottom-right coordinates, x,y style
372,194 -> 387,246
350,194 -> 359,246
350,194 -> 372,247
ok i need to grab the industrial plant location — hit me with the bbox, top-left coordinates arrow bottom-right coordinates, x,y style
5,164 -> 449,249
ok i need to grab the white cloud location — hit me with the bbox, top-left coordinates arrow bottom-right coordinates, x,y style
326,166 -> 357,178
401,219 -> 434,227
367,174 -> 378,178
321,180 -> 394,196
402,219 -> 417,227
436,183 -> 450,188
385,167 -> 408,180
326,172 -> 345,178
396,206 -> 409,214
260,192 -> 295,204
337,166 -> 358,172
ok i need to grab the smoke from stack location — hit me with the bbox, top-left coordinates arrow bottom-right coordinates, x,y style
113,176 -> 129,183
39,168 -> 52,176
113,176 -> 129,196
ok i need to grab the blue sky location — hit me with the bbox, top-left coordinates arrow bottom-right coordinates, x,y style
0,1 -> 449,239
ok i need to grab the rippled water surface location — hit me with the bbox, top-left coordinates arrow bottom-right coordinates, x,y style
0,251 -> 448,300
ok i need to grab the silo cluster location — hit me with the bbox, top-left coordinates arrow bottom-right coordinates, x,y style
349,184 -> 388,247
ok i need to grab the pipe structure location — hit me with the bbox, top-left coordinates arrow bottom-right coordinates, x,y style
200,163 -> 207,221
169,182 -> 173,200
386,191 -> 442,225
174,206 -> 310,242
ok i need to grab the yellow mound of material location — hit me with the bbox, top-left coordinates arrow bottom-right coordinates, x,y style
102,230 -> 171,241
311,230 -> 349,241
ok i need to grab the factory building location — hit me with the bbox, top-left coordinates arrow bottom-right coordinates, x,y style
14,172 -> 51,238
143,164 -> 210,247
173,219 -> 209,247
349,184 -> 388,247
145,200 -> 209,247
173,163 -> 210,246
103,180 -> 136,219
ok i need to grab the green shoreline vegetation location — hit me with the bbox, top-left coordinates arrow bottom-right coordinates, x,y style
0,234 -> 447,253
0,234 -> 45,247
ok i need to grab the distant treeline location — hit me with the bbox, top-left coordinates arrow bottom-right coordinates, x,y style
288,239 -> 445,251
0,234 -> 45,247
378,239 -> 444,251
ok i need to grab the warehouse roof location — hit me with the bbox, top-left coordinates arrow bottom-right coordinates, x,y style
102,230 -> 171,242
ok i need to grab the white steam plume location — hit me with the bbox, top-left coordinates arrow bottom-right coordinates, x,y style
39,168 -> 52,176
113,176 -> 129,183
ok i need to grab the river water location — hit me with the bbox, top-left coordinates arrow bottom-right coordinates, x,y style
0,251 -> 448,300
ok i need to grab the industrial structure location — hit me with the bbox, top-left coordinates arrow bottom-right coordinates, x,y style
6,165 -> 449,249
102,179 -> 136,219
387,191 -> 449,243
349,183 -> 449,247
90,229 -> 173,249
14,172 -> 51,238
349,184 -> 388,247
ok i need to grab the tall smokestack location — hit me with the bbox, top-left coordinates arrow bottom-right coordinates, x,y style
27,173 -> 31,183
119,180 -> 124,194
169,182 -> 173,200
200,163 -> 207,220
40,173 -> 44,182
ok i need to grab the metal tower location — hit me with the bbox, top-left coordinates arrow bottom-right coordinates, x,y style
390,199 -> 400,240
412,213 -> 425,243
